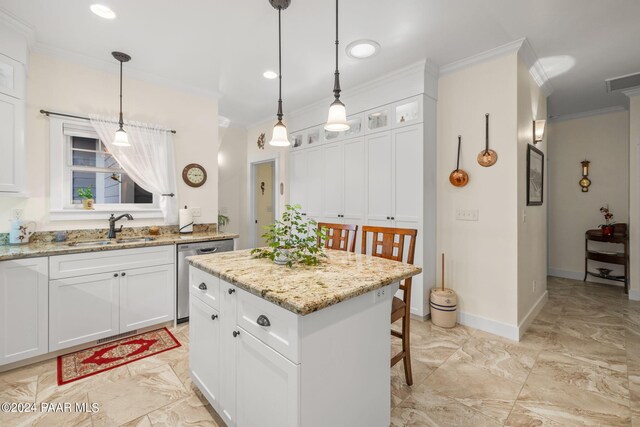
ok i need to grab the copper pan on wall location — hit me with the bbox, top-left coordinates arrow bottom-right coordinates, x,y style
477,113 -> 497,167
449,135 -> 469,187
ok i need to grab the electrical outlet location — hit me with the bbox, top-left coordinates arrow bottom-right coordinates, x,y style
455,209 -> 479,221
532,279 -> 536,293
11,209 -> 24,221
191,207 -> 202,217
523,209 -> 527,223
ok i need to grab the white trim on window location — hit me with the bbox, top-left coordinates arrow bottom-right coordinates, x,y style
49,116 -> 162,221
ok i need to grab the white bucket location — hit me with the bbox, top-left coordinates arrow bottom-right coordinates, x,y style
430,288 -> 457,328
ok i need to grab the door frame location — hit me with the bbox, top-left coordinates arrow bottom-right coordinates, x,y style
250,158 -> 278,248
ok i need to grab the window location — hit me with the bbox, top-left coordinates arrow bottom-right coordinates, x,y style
49,118 -> 162,220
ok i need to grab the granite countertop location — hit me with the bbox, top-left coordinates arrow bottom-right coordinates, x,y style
0,232 -> 238,261
188,249 -> 422,315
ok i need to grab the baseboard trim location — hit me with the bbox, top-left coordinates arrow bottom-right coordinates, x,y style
548,268 -> 583,281
457,311 -> 519,341
630,290 -> 640,301
517,291 -> 549,340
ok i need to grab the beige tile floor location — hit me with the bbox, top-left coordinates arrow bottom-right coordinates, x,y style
0,276 -> 638,426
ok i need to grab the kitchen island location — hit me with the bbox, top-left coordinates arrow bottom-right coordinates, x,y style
188,249 -> 422,427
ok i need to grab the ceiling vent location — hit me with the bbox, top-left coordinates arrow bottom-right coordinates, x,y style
606,72 -> 640,93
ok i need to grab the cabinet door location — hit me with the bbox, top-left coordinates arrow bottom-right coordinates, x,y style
322,142 -> 344,220
219,281 -> 238,427
49,272 -> 119,351
0,258 -> 48,365
0,93 -> 24,193
119,264 -> 174,333
393,96 -> 423,128
393,125 -> 422,224
305,147 -> 323,218
366,132 -> 393,222
343,137 -> 365,221
236,328 -> 299,427
289,150 -> 307,210
189,297 -> 221,409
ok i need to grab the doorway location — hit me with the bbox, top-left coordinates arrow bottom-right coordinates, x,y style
251,160 -> 276,248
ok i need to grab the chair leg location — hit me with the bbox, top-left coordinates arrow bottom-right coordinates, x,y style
402,314 -> 413,386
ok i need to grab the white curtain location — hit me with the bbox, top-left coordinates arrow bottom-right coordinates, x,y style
89,115 -> 178,224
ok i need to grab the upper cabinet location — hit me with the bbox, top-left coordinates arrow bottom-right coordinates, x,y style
365,106 -> 391,133
393,96 -> 423,128
290,126 -> 322,151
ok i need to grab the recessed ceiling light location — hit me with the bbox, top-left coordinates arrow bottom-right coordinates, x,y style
90,4 -> 116,20
346,40 -> 380,59
263,70 -> 278,79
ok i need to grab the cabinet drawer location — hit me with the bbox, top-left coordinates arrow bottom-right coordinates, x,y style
50,245 -> 175,279
236,288 -> 300,364
189,267 -> 220,310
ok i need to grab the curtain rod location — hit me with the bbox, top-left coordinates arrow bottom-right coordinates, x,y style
39,110 -> 177,134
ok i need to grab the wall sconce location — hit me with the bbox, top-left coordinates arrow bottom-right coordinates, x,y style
533,119 -> 546,144
579,160 -> 591,192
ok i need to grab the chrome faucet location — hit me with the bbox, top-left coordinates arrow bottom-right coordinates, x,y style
108,213 -> 133,239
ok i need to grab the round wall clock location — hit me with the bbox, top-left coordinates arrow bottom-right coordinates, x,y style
182,163 -> 207,187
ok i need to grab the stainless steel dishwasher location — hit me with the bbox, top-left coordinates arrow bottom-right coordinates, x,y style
177,239 -> 234,322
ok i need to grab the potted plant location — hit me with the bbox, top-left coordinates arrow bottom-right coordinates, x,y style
599,206 -> 616,237
218,213 -> 229,231
77,187 -> 95,210
251,204 -> 327,267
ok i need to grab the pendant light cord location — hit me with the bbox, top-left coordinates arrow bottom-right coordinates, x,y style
277,6 -> 283,122
118,59 -> 124,130
333,0 -> 341,101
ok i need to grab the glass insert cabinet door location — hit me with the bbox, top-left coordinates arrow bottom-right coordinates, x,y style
343,116 -> 362,138
394,97 -> 422,126
306,127 -> 320,146
0,54 -> 22,99
290,132 -> 304,149
366,108 -> 390,132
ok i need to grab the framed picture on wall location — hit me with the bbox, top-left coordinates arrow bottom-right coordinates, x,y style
527,144 -> 544,206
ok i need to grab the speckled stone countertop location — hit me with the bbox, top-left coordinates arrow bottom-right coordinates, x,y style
188,249 -> 422,315
0,231 -> 238,261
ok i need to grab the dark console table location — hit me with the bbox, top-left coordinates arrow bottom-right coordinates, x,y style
584,223 -> 628,293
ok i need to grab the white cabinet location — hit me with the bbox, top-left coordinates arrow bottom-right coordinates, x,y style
393,96 -> 423,128
288,147 -> 323,220
322,138 -> 365,224
366,131 -> 393,223
0,93 -> 25,193
219,281 -> 238,426
49,246 -> 175,351
0,258 -> 48,366
119,264 -> 175,332
49,272 -> 120,351
236,330 -> 300,427
189,296 -> 221,408
322,142 -> 344,220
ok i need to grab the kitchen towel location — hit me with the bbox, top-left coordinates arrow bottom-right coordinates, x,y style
179,207 -> 193,234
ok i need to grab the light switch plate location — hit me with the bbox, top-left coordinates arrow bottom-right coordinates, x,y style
456,209 -> 479,221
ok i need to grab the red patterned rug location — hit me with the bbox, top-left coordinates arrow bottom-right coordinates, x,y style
57,327 -> 181,385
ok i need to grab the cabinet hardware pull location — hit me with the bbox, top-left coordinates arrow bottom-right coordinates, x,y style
386,216 -> 390,220
233,330 -> 240,337
211,314 -> 218,320
198,283 -> 207,290
114,273 -> 119,277
257,315 -> 271,327
121,272 -> 126,277
228,288 -> 235,295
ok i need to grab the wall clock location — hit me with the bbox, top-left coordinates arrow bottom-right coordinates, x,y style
182,163 -> 207,187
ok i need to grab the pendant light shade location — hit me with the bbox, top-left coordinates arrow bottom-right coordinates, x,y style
268,0 -> 291,147
325,0 -> 350,132
112,51 -> 131,147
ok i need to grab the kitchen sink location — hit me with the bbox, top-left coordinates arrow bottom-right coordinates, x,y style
67,240 -> 113,247
115,237 -> 156,244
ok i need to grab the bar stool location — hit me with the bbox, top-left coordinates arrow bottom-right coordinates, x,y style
317,222 -> 358,252
362,225 -> 417,385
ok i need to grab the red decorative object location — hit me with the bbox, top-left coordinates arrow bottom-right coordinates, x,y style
57,327 -> 181,385
601,225 -> 615,237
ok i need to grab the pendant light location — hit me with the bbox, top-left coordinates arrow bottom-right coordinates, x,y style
112,51 -> 131,147
325,0 -> 350,132
268,0 -> 291,147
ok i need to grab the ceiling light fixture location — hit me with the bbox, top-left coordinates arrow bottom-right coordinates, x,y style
346,40 -> 380,59
263,70 -> 278,80
112,51 -> 131,147
325,0 -> 349,132
90,4 -> 116,19
268,0 -> 291,147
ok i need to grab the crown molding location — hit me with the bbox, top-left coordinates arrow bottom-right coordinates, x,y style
32,42 -> 221,100
548,105 -> 627,122
0,8 -> 36,48
623,87 -> 640,98
439,37 -> 553,96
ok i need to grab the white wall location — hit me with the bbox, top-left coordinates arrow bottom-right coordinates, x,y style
516,56 -> 548,326
0,52 -> 219,232
437,53 -> 520,330
548,111 -> 629,282
628,92 -> 640,300
218,126 -> 248,240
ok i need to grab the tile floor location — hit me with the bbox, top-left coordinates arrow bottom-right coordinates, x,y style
0,276 -> 638,426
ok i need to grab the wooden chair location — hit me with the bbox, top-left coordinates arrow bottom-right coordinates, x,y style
361,225 -> 418,386
317,222 -> 358,253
